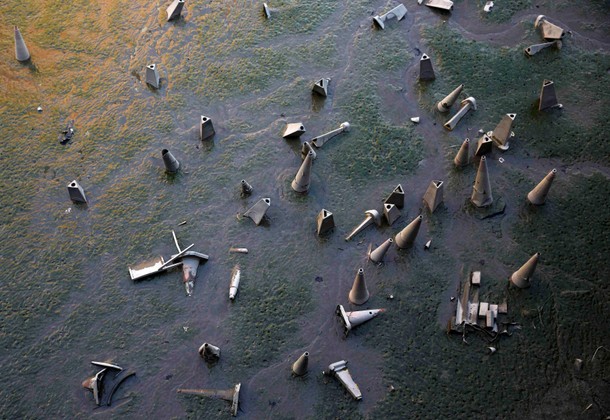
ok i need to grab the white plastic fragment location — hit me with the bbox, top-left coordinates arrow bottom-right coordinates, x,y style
484,1 -> 494,12
410,117 -> 420,123
37,106 -> 43,112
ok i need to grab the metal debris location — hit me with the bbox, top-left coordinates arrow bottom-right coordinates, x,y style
424,239 -> 432,250
37,106 -> 42,112
229,247 -> 248,254
59,120 -> 75,144
82,361 -> 135,407
373,4 -> 407,30
487,346 -> 496,354
229,264 -> 240,300
178,384 -> 241,416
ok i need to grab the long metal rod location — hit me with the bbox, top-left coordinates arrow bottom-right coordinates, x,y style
160,244 -> 194,269
172,230 -> 182,253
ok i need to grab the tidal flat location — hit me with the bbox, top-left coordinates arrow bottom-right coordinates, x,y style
0,0 -> 608,418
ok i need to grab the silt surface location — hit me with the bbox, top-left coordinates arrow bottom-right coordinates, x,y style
0,0 -> 609,418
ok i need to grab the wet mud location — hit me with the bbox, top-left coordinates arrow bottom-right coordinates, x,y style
0,0 -> 609,418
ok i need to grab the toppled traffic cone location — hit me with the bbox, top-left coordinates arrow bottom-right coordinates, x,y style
345,209 -> 381,241
424,0 -> 454,11
240,179 -> 253,196
419,53 -> 436,81
178,384 -> 241,416
162,149 -> 180,173
348,268 -> 369,305
525,40 -> 561,56
510,252 -> 540,288
146,64 -> 160,89
200,115 -> 215,140
475,134 -> 493,157
282,122 -> 306,139
471,156 -> 493,207
337,304 -> 384,335
291,151 -> 313,193
292,352 -> 309,376
454,138 -> 470,167
316,208 -> 335,235
198,342 -> 221,362
395,215 -> 422,248
311,122 -> 350,148
229,264 -> 240,300
383,203 -> 400,226
369,238 -> 393,263
14,26 -> 30,62
444,97 -> 476,131
68,180 -> 87,203
527,169 -> 556,205
539,79 -> 562,111
535,15 -> 565,40
423,180 -> 444,213
243,198 -> 271,225
489,113 -> 516,150
437,84 -> 463,113
312,78 -> 330,96
384,184 -> 405,208
323,360 -> 362,400
373,4 -> 407,30
167,0 -> 185,21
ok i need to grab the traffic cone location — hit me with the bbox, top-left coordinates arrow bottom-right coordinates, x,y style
454,138 -> 470,167
198,342 -> 221,361
348,268 -> 369,305
527,169 -> 556,205
337,304 -> 384,334
292,352 -> 309,376
14,26 -> 30,62
162,149 -> 180,173
395,215 -> 422,248
369,238 -> 393,263
470,156 -> 493,207
291,151 -> 313,193
510,253 -> 540,288
437,84 -> 463,112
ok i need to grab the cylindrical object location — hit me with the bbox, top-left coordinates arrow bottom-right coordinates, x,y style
292,352 -> 309,376
229,265 -> 240,300
527,169 -> 557,205
349,268 -> 369,305
394,215 -> 423,249
162,149 -> 180,173
510,253 -> 540,288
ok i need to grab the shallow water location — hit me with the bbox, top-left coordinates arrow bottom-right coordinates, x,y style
1,0 -> 609,418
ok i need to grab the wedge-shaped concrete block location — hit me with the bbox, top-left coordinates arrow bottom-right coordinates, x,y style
425,0 -> 453,11
177,384 -> 241,417
229,264 -> 240,300
384,184 -> 405,208
292,352 -> 309,376
145,64 -> 160,89
471,156 -> 493,207
437,84 -> 463,113
373,4 -> 407,30
383,203 -> 400,226
527,169 -> 556,205
316,208 -> 335,235
510,252 -> 540,288
489,113 -> 516,150
454,138 -> 470,167
345,210 -> 381,241
200,115 -> 215,140
444,97 -> 476,131
419,53 -> 436,81
337,304 -> 384,335
68,180 -> 87,203
167,0 -> 185,21
282,122 -> 306,139
539,79 -> 562,111
535,15 -> 565,40
311,122 -> 350,148
291,151 -> 314,193
14,26 -> 30,62
525,40 -> 561,56
395,215 -> 422,248
198,342 -> 221,362
323,360 -> 362,400
312,78 -> 330,96
240,179 -> 253,196
369,238 -> 393,263
475,134 -> 493,157
423,180 -> 444,213
349,268 -> 369,305
162,149 -> 180,173
243,198 -> 271,225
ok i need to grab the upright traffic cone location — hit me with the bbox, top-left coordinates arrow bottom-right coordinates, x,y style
394,215 -> 422,248
292,352 -> 309,376
437,84 -> 463,112
348,268 -> 369,305
369,238 -> 393,263
470,156 -> 493,207
454,138 -> 470,167
510,253 -> 540,288
291,151 -> 313,193
527,169 -> 556,205
14,26 -> 30,62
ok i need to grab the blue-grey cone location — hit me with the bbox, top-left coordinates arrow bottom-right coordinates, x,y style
14,26 -> 30,62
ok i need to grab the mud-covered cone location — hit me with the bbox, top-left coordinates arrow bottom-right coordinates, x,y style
292,352 -> 309,376
369,238 -> 393,263
470,156 -> 493,207
348,268 -> 369,305
394,215 -> 423,249
510,253 -> 540,288
162,149 -> 180,173
527,169 -> 557,205
291,151 -> 313,193
14,26 -> 30,62
437,84 -> 463,112
454,138 -> 470,167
